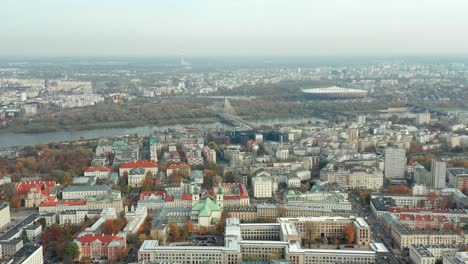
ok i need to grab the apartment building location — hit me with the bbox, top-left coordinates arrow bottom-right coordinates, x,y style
0,203 -> 10,230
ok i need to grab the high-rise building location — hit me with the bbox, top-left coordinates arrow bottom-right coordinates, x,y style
431,159 -> 446,189
416,112 -> 431,125
384,147 -> 406,179
357,115 -> 366,125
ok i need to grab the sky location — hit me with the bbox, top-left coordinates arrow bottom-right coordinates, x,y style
1,0 -> 468,57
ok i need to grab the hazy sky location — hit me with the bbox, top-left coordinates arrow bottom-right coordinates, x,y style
1,0 -> 468,56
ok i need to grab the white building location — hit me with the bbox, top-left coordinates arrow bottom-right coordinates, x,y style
431,159 -> 446,189
123,206 -> 148,235
287,176 -> 301,188
252,175 -> 273,198
59,209 -> 102,225
416,112 -> 431,125
9,244 -> 43,264
0,203 -> 10,230
62,185 -> 112,200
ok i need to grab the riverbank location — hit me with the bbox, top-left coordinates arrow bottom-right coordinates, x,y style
0,115 -> 327,148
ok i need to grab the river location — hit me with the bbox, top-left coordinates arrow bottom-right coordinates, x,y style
0,116 -> 326,148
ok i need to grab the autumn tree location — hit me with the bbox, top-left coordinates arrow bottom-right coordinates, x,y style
42,224 -> 66,259
101,218 -> 127,235
442,223 -> 454,232
168,222 -> 180,242
168,172 -> 182,184
388,185 -> 412,195
10,196 -> 22,208
183,220 -> 195,235
459,245 -> 468,252
428,192 -> 438,208
138,234 -> 150,244
343,224 -> 356,244
141,171 -> 154,192
199,225 -> 207,235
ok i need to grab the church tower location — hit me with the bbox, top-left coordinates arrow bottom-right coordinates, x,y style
192,184 -> 200,206
216,184 -> 224,209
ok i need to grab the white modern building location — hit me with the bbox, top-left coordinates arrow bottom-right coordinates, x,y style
431,159 -> 446,189
252,175 -> 273,198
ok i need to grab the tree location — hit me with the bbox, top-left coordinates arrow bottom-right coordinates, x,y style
168,172 -> 182,184
61,241 -> 80,261
388,185 -> 412,195
168,222 -> 180,242
183,220 -> 195,235
42,224 -> 65,259
199,225 -> 207,235
460,245 -> 468,252
224,171 -> 235,183
428,192 -> 438,208
36,218 -> 47,228
101,218 -> 127,235
141,171 -> 154,192
442,223 -> 453,232
343,225 -> 356,244
10,196 -> 22,208
138,234 -> 150,244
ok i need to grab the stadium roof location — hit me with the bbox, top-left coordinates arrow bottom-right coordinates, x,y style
302,86 -> 367,94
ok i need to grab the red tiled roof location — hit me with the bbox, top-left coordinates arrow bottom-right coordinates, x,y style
164,195 -> 174,201
15,181 -> 56,196
415,215 -> 431,221
78,234 -> 124,244
389,207 -> 450,214
181,194 -> 192,200
120,161 -> 158,169
167,163 -> 189,169
86,166 -> 111,172
40,196 -> 86,207
140,190 -> 167,200
399,214 -> 414,221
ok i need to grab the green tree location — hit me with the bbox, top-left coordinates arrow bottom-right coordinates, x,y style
61,241 -> 80,262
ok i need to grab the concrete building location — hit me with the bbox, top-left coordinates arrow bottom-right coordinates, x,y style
443,251 -> 468,264
409,244 -> 459,264
416,112 -> 431,125
0,203 -> 11,230
320,165 -> 383,190
59,209 -> 102,225
62,185 -> 111,200
123,206 -> 148,235
431,159 -> 446,189
252,175 -> 273,198
0,239 -> 23,258
384,147 -> 406,179
8,244 -> 43,264
138,217 -> 385,264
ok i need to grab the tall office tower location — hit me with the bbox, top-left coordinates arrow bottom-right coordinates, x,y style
384,147 -> 406,179
357,115 -> 366,125
416,112 -> 431,125
431,159 -> 446,189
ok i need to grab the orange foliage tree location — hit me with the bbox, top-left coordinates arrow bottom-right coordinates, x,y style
427,192 -> 438,208
343,224 -> 356,244
388,185 -> 412,195
101,218 -> 127,234
168,222 -> 180,242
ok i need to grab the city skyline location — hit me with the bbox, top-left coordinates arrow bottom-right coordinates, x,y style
2,0 -> 468,56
